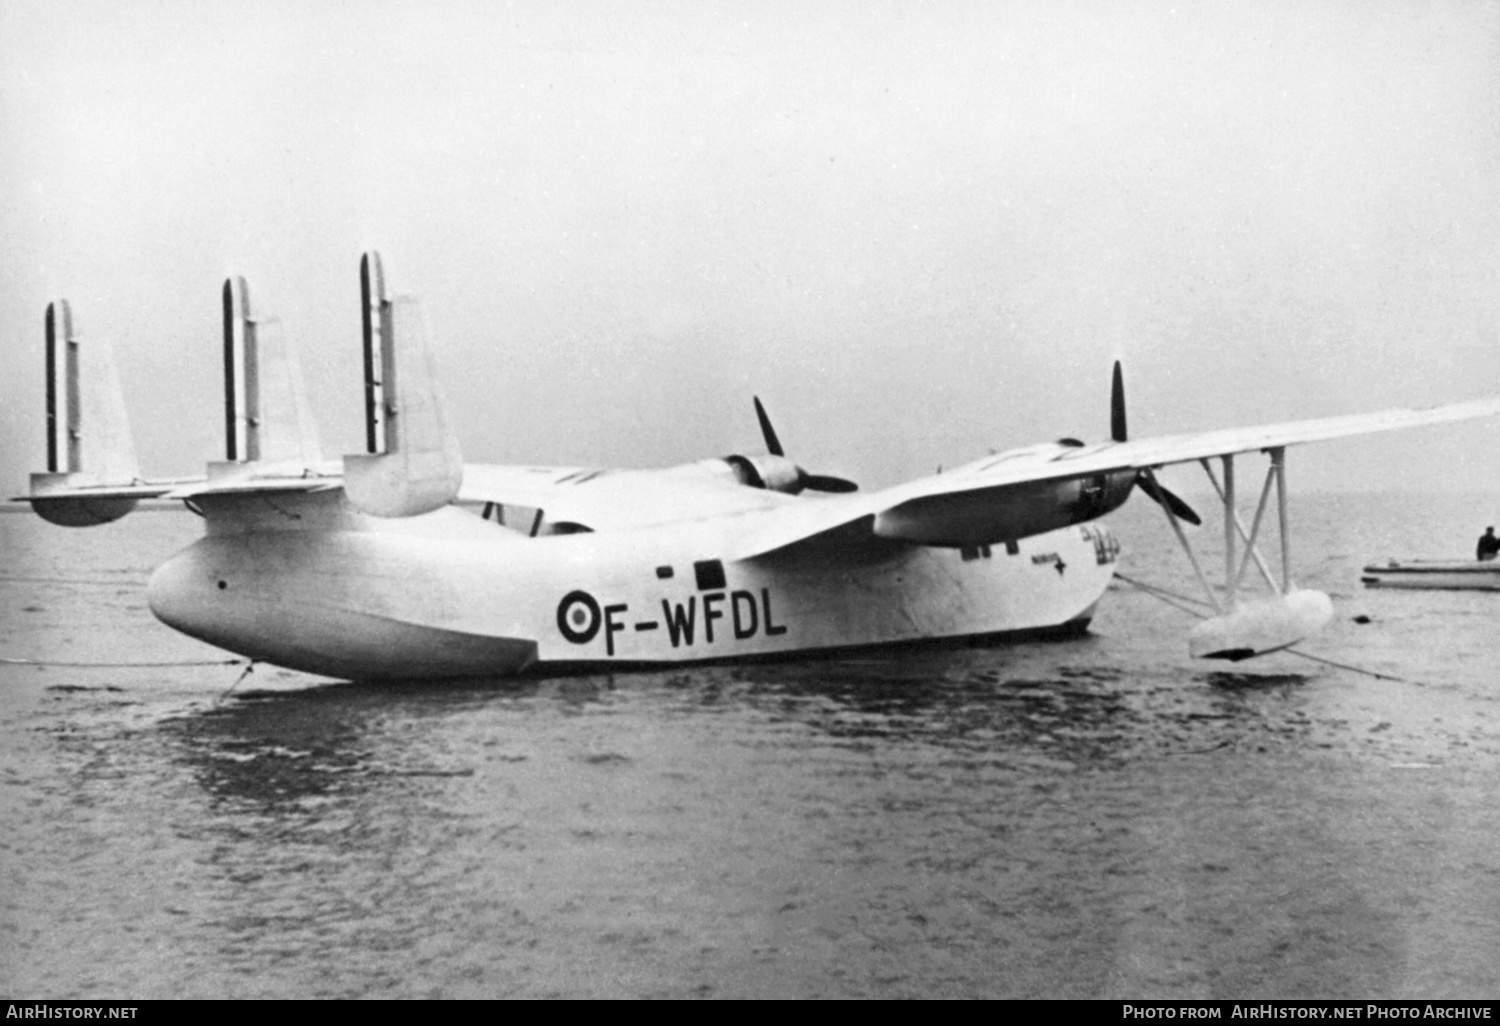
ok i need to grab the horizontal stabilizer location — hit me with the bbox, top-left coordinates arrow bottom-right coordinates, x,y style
343,254 -> 462,517
163,467 -> 342,501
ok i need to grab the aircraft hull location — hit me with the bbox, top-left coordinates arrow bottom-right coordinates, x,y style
146,499 -> 1121,682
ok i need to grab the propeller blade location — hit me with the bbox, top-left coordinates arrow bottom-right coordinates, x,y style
749,396 -> 857,492
1111,361 -> 1127,443
1138,471 -> 1201,526
753,396 -> 784,457
1112,363 -> 1196,522
799,471 -> 859,494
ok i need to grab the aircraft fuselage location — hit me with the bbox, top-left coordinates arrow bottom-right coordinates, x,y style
146,491 -> 1120,681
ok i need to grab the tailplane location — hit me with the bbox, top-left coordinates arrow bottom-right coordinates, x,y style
25,253 -> 460,526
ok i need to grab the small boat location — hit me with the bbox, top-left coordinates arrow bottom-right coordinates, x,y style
1360,559 -> 1500,591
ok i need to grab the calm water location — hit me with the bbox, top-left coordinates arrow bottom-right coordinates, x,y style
3,494 -> 1499,999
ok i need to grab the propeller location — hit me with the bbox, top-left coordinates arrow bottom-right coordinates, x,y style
1110,361 -> 1202,526
752,396 -> 858,493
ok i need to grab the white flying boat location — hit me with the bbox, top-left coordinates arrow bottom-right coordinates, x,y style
22,253 -> 1500,681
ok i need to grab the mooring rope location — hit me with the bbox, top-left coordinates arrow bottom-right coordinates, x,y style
0,575 -> 148,586
0,656 -> 246,668
214,661 -> 257,705
1280,647 -> 1418,684
1113,571 -> 1214,618
5,653 -> 263,706
3,577 -> 250,670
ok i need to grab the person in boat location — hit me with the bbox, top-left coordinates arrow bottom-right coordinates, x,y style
1478,527 -> 1500,561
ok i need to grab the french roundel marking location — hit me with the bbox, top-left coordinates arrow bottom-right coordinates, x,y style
557,590 -> 602,644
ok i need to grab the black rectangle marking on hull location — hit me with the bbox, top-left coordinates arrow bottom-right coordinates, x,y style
694,559 -> 726,591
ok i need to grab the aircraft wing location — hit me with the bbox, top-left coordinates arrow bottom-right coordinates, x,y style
727,396 -> 1500,560
458,462 -> 800,531
998,398 -> 1500,481
22,480 -> 182,500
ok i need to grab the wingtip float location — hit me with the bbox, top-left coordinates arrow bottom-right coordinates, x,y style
21,253 -> 1500,681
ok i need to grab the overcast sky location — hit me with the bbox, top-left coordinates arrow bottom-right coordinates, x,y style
3,0 -> 1498,499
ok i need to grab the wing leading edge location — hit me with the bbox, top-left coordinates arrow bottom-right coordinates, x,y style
726,396 -> 1500,561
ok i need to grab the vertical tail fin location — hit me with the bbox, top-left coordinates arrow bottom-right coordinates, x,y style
342,251 -> 463,517
44,300 -> 74,474
220,276 -> 323,466
30,300 -> 146,525
360,251 -> 385,455
39,299 -> 140,483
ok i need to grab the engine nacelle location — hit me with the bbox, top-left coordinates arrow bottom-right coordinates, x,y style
722,453 -> 806,493
873,469 -> 1137,547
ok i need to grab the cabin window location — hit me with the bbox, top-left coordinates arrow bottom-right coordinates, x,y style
694,559 -> 726,591
1005,540 -> 1019,556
